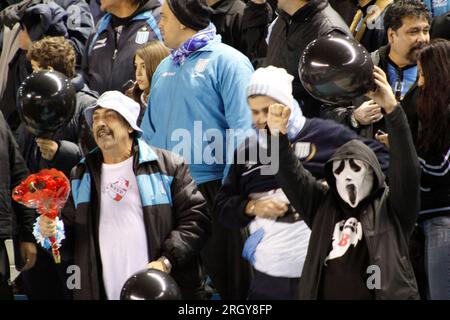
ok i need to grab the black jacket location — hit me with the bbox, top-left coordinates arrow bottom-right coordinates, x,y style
211,0 -> 246,54
321,45 -> 420,143
417,107 -> 450,220
82,0 -> 161,94
274,106 -> 420,299
0,112 -> 35,243
70,139 -> 210,299
242,0 -> 351,118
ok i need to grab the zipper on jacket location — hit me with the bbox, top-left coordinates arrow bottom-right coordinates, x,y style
112,49 -> 118,61
360,206 -> 380,299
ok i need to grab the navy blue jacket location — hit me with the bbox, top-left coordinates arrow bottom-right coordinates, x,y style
82,0 -> 162,94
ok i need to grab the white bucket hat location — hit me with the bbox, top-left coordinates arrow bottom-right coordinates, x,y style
84,90 -> 143,136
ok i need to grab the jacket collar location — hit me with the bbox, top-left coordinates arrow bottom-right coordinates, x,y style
82,138 -> 158,168
137,138 -> 158,164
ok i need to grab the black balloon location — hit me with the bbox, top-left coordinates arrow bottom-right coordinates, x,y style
120,269 -> 181,300
299,34 -> 375,105
17,70 -> 76,138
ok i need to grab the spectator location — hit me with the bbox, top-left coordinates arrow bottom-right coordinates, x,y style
215,66 -> 389,300
140,0 -> 254,300
83,0 -> 162,94
322,0 -> 430,145
0,0 -> 94,131
208,0 -> 247,53
125,41 -> 170,125
39,91 -> 211,300
242,0 -> 351,118
0,112 -> 37,300
267,66 -> 420,299
415,39 -> 450,300
15,36 -> 97,300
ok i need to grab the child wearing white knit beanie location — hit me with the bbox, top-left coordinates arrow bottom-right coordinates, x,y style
247,66 -> 305,140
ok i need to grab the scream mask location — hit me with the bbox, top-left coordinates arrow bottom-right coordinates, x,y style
332,159 -> 374,208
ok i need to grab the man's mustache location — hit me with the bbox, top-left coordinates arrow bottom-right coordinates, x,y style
410,42 -> 426,53
96,126 -> 112,137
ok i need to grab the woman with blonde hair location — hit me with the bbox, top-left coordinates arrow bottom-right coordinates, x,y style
126,41 -> 169,125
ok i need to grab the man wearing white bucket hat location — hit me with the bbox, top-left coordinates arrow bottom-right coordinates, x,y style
39,91 -> 210,300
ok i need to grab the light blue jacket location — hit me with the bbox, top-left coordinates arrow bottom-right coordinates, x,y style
423,0 -> 450,17
140,35 -> 253,184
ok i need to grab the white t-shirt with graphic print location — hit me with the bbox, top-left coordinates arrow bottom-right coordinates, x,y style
99,156 -> 149,300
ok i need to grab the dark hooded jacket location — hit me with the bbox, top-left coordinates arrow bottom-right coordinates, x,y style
273,105 -> 421,299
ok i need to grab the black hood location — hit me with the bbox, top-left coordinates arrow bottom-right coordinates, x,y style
324,139 -> 386,202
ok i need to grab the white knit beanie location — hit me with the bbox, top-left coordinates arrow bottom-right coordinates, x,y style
246,66 -> 295,109
247,66 -> 306,141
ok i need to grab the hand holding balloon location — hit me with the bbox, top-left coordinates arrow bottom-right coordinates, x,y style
365,66 -> 398,114
353,100 -> 383,125
36,138 -> 59,161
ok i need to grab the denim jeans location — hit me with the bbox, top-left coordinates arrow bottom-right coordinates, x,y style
421,216 -> 450,300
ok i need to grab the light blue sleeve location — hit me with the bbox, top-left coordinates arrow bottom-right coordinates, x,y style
218,52 -> 254,180
140,99 -> 154,143
140,63 -> 165,143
